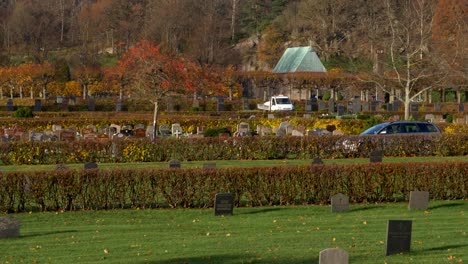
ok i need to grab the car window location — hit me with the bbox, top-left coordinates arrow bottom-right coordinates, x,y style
417,123 -> 438,132
401,123 -> 419,133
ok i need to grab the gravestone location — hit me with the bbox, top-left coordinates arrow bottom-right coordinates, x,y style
387,103 -> 393,112
192,99 -> 200,108
328,100 -> 335,114
217,97 -> 225,111
267,114 -> 275,119
168,159 -> 181,168
61,99 -> 69,111
0,217 -> 20,239
203,163 -> 216,168
171,123 -> 183,136
34,99 -> 42,112
393,101 -> 400,112
87,98 -> 95,111
319,248 -> 348,264
305,99 -> 312,112
166,97 -> 174,112
311,98 -> 318,112
386,220 -> 412,256
312,158 -> 323,165
318,101 -> 326,111
361,102 -> 369,112
116,99 -> 122,112
459,103 -> 465,113
214,193 -> 234,216
60,129 -> 76,142
84,162 -> 98,169
337,104 -> 345,116
56,163 -> 69,170
331,193 -> 349,213
408,191 -> 429,210
410,103 -> 419,113
6,99 -> 14,112
29,131 -> 45,141
243,97 -> 249,110
371,101 -> 379,112
434,103 -> 442,112
159,125 -> 171,137
370,150 -> 383,163
352,98 -> 361,113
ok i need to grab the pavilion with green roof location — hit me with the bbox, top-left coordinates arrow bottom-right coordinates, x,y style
273,46 -> 327,74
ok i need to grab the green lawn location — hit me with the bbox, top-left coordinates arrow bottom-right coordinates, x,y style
1,156 -> 467,172
1,201 -> 467,263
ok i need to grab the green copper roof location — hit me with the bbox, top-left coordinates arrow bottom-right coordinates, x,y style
273,46 -> 327,73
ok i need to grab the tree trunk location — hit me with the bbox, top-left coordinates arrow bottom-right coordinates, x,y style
404,85 -> 411,120
152,101 -> 159,142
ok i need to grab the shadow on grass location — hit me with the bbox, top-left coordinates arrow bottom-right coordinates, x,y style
239,207 -> 287,215
142,254 -> 318,264
350,205 -> 381,212
428,202 -> 466,210
21,230 -> 78,238
424,244 -> 468,252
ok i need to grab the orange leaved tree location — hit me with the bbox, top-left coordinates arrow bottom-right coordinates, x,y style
118,40 -> 196,140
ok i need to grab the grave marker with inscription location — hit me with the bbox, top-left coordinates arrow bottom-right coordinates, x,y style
168,159 -> 181,168
385,220 -> 412,256
408,191 -> 429,210
0,217 -> 20,239
370,150 -> 383,163
84,162 -> 98,169
331,193 -> 349,213
319,248 -> 348,264
214,193 -> 234,216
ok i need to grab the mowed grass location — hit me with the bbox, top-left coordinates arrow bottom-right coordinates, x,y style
1,201 -> 467,264
2,156 -> 467,172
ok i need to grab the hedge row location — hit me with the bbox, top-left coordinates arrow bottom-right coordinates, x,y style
1,134 -> 467,165
1,161 -> 466,213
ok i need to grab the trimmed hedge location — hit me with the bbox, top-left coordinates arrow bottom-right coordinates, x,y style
1,134 -> 467,165
1,161 -> 466,213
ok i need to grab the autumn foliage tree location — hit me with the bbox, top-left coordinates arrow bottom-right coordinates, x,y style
118,40 -> 198,140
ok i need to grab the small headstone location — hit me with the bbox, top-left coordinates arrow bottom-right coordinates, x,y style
361,102 -> 369,112
459,103 -> 465,113
386,220 -> 412,256
408,191 -> 429,210
242,97 -> 249,110
312,158 -> 323,165
217,97 -> 225,111
410,103 -> 419,112
305,99 -> 312,111
370,150 -> 383,163
87,98 -> 95,111
203,163 -> 216,168
370,101 -> 379,111
214,193 -> 234,216
331,193 -> 349,213
166,97 -> 175,111
171,123 -> 183,136
434,103 -> 442,112
267,114 -> 274,119
34,99 -> 42,112
6,99 -> 14,112
84,162 -> 98,169
328,100 -> 335,114
115,99 -> 122,112
56,163 -> 69,170
337,104 -> 345,116
318,101 -> 326,111
319,248 -> 348,264
168,159 -> 181,168
393,101 -> 400,112
0,217 -> 20,239
352,98 -> 361,113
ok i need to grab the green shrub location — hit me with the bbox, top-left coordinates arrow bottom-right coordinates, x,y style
203,127 -> 231,137
13,107 -> 34,118
1,161 -> 466,212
